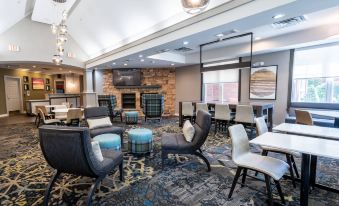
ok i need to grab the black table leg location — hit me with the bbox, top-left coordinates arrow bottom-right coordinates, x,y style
310,155 -> 317,189
334,118 -> 339,128
300,153 -> 311,206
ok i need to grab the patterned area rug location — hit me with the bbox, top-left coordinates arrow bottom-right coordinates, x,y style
0,118 -> 338,205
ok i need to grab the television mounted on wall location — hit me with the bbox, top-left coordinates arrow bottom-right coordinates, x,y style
113,69 -> 141,86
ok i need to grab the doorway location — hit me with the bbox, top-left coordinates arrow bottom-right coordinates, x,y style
4,76 -> 23,114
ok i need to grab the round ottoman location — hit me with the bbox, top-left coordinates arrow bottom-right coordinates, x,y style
125,111 -> 139,124
128,128 -> 153,154
93,133 -> 121,150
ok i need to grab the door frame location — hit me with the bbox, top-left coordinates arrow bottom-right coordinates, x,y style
4,75 -> 24,115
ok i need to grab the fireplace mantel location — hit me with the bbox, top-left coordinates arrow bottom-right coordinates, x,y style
115,85 -> 161,89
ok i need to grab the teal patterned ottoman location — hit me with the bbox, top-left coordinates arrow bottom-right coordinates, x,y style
125,111 -> 139,124
128,128 -> 153,154
93,133 -> 121,150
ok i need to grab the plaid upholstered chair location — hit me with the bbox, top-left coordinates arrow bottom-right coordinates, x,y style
98,95 -> 123,122
141,94 -> 164,122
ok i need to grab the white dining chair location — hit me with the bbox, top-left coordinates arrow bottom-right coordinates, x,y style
196,103 -> 209,115
214,104 -> 233,135
255,117 -> 300,187
182,102 -> 195,123
54,105 -> 68,120
234,105 -> 256,138
64,108 -> 82,126
228,124 -> 288,206
37,108 -> 61,128
62,102 -> 71,108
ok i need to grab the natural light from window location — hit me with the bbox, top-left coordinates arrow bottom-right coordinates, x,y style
292,44 -> 339,104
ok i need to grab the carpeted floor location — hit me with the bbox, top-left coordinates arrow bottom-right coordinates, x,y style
0,117 -> 338,205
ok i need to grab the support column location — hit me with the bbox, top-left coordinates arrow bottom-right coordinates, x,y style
82,69 -> 97,108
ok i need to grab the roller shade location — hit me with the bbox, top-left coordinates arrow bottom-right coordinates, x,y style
203,69 -> 239,83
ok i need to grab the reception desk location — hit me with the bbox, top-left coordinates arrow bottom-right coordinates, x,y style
26,94 -> 81,115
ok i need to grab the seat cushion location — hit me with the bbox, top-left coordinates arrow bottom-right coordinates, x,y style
98,149 -> 123,174
285,116 -> 334,127
161,133 -> 194,151
235,153 -> 289,180
90,126 -> 124,138
93,133 -> 121,150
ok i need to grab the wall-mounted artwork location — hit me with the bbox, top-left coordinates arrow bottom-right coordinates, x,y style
24,84 -> 29,91
249,65 -> 278,100
46,78 -> 50,84
46,85 -> 50,91
23,76 -> 29,83
32,78 -> 44,90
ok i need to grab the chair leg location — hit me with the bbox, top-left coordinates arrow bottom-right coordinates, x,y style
215,120 -> 218,134
228,167 -> 242,199
34,115 -> 38,125
119,162 -> 124,182
43,170 -> 60,206
264,175 -> 273,206
241,168 -> 247,187
161,151 -> 167,170
274,180 -> 286,204
86,176 -> 104,206
286,154 -> 296,188
291,155 -> 300,178
194,150 -> 211,172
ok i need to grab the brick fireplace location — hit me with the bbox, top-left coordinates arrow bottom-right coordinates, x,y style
102,68 -> 176,115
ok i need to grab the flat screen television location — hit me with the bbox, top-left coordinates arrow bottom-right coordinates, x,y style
113,69 -> 141,86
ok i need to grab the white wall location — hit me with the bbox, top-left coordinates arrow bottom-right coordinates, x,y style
241,50 -> 291,125
0,17 -> 88,68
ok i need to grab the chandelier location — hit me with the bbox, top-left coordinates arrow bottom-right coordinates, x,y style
181,0 -> 210,14
51,1 -> 68,65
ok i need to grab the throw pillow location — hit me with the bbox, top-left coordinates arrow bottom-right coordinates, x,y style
183,120 -> 195,142
91,141 -> 104,162
87,117 -> 112,129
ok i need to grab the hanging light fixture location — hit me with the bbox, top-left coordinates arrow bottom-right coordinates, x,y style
52,55 -> 63,65
181,0 -> 210,14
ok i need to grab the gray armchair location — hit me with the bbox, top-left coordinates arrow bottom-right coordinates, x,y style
161,110 -> 212,171
84,107 -> 124,145
39,125 -> 124,206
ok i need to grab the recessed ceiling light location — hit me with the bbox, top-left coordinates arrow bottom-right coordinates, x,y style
34,71 -> 41,74
124,63 -> 128,66
140,59 -> 145,62
151,61 -> 156,64
216,33 -> 224,38
272,14 -> 285,19
183,41 -> 189,45
32,65 -> 36,68
112,62 -> 116,65
171,63 -> 175,66
139,54 -> 143,58
255,37 -> 262,40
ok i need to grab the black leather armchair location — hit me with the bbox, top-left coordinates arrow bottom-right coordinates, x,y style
39,125 -> 124,206
161,110 -> 212,171
84,107 -> 124,145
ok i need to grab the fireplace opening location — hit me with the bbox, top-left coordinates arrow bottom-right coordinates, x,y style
121,93 -> 136,109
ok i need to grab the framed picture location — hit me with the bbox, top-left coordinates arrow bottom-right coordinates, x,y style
24,84 -> 29,91
46,85 -> 50,91
32,78 -> 44,90
23,76 -> 29,83
46,78 -> 50,84
249,65 -> 278,100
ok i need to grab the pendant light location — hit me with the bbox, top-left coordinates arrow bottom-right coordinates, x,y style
181,0 -> 210,14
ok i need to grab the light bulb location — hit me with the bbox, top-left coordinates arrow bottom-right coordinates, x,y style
51,24 -> 58,34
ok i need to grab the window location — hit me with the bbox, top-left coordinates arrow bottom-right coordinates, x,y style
292,44 -> 339,104
202,69 -> 239,102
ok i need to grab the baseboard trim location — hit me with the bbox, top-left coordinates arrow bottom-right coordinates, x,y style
0,114 -> 9,118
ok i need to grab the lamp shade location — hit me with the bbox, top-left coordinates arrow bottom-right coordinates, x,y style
181,0 -> 210,14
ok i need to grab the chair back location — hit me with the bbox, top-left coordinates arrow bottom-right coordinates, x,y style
66,108 -> 82,125
182,102 -> 194,116
191,110 -> 211,150
295,110 -> 313,125
255,116 -> 268,136
37,108 -> 47,123
196,103 -> 209,114
36,105 -> 48,116
62,102 -> 71,108
84,107 -> 110,120
228,124 -> 250,164
39,125 -> 102,177
215,104 -> 232,120
98,95 -> 117,117
141,94 -> 164,118
235,105 -> 255,123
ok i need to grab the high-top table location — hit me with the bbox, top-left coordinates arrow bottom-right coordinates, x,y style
306,110 -> 339,128
250,132 -> 339,206
178,101 -> 274,130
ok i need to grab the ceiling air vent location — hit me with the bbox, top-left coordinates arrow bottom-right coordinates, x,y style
271,15 -> 307,29
174,47 -> 193,52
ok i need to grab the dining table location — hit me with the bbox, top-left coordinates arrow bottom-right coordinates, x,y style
305,110 -> 339,128
250,132 -> 339,206
178,101 -> 274,130
52,108 -> 84,113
